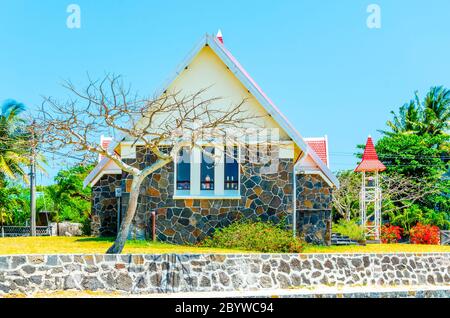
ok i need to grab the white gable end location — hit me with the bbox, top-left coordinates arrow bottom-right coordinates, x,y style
162,45 -> 290,139
84,34 -> 339,188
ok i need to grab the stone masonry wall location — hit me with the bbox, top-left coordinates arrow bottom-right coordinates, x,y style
296,174 -> 333,245
120,146 -> 294,243
91,146 -> 335,245
0,253 -> 448,295
91,174 -> 122,236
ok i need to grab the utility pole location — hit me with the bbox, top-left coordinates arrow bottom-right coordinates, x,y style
30,121 -> 36,237
1,209 -> 4,238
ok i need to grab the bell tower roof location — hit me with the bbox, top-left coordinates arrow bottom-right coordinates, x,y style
354,136 -> 386,172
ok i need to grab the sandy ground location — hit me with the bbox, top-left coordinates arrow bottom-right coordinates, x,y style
2,285 -> 449,298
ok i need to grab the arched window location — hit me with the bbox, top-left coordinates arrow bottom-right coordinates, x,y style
201,147 -> 215,190
173,145 -> 241,199
176,147 -> 191,190
224,146 -> 239,190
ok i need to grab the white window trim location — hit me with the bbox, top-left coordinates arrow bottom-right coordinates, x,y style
173,144 -> 241,200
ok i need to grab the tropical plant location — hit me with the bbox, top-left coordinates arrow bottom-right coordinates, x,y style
0,181 -> 28,226
344,87 -> 450,235
0,99 -> 30,182
376,121 -> 450,231
332,219 -> 365,241
382,86 -> 450,137
44,164 -> 93,233
384,100 -> 422,135
386,204 -> 424,234
376,133 -> 448,180
422,86 -> 450,136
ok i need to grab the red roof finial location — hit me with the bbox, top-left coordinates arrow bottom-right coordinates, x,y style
216,29 -> 223,44
99,135 -> 112,162
354,135 -> 386,172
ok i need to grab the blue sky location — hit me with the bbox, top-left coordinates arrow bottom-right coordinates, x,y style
1,0 -> 450,185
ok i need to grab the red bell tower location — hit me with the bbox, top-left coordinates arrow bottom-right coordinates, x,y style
355,136 -> 386,241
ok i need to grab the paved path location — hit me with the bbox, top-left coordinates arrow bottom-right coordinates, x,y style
5,285 -> 449,298
137,285 -> 450,298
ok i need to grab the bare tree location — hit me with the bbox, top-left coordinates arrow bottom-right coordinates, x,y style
332,170 -> 442,220
36,74 -> 259,253
380,174 -> 441,214
332,170 -> 360,220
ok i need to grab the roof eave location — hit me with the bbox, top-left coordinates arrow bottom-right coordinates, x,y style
207,35 -> 338,187
83,156 -> 111,188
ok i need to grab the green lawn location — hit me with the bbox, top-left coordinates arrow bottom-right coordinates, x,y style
0,236 -> 449,254
303,243 -> 450,253
0,236 -> 247,255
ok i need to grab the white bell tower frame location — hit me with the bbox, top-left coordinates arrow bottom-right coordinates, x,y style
360,171 -> 382,240
355,136 -> 386,242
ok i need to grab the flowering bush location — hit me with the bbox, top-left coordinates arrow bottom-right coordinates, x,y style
200,220 -> 305,253
381,224 -> 403,243
409,223 -> 440,245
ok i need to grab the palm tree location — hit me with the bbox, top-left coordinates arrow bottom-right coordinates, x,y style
421,86 -> 450,136
382,99 -> 422,136
0,99 -> 30,183
381,86 -> 450,136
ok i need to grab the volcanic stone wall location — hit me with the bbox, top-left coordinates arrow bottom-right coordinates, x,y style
296,174 -> 333,245
123,146 -> 295,243
91,174 -> 122,236
1,253 -> 448,295
90,146 -> 333,245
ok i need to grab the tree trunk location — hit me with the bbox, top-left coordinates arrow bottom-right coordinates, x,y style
106,176 -> 144,254
105,158 -> 171,254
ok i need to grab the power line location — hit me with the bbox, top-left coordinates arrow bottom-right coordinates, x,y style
330,152 -> 450,160
39,150 -> 85,161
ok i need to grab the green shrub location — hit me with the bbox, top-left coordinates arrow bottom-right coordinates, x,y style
199,220 -> 305,253
333,219 -> 365,241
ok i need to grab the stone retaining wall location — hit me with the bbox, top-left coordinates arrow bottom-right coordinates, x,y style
1,253 -> 449,295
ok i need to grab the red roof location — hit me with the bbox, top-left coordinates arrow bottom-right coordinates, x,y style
99,136 -> 112,162
101,139 -> 111,149
305,137 -> 328,166
354,136 -> 386,172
